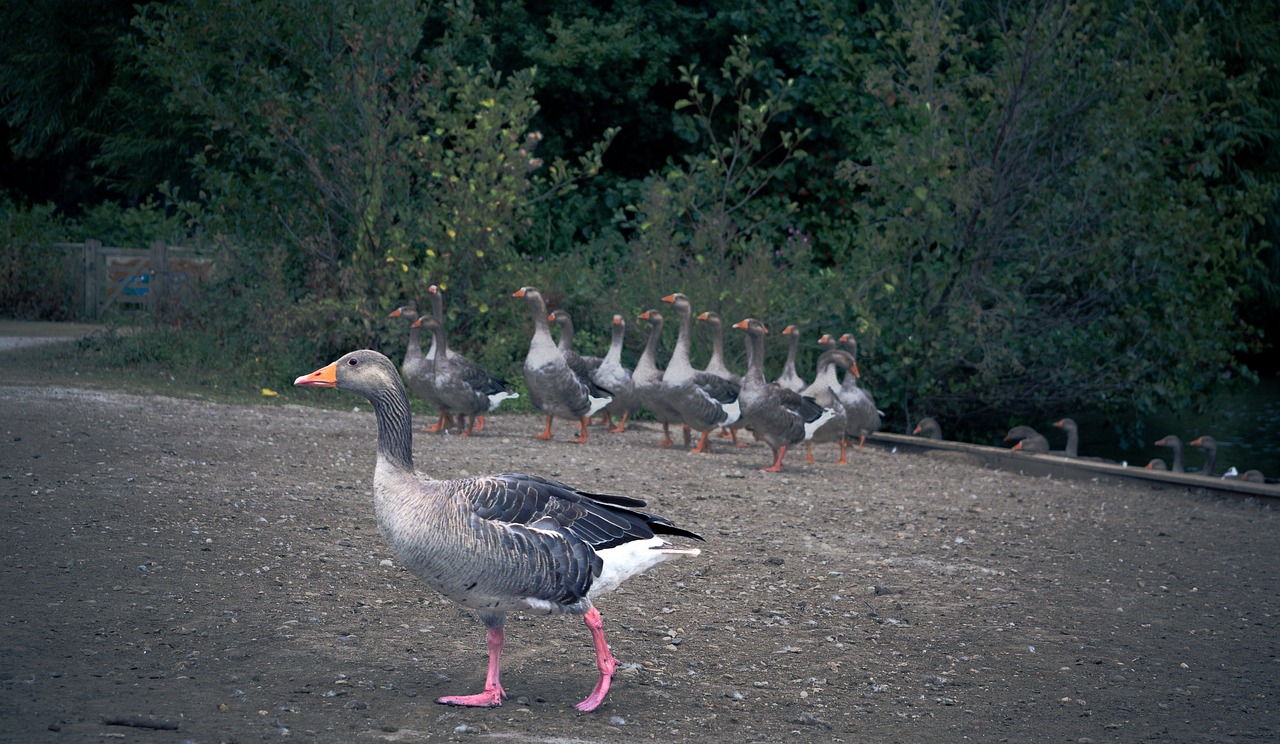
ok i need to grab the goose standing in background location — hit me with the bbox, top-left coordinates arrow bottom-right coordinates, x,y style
801,349 -> 855,463
632,309 -> 686,447
295,350 -> 702,712
413,316 -> 518,436
732,318 -> 835,472
389,304 -> 454,433
550,309 -> 603,383
660,293 -> 741,453
913,417 -> 943,439
774,325 -> 806,393
697,310 -> 747,447
593,314 -> 639,432
1189,435 -> 1218,476
836,333 -> 882,450
1154,435 -> 1185,473
513,287 -> 611,442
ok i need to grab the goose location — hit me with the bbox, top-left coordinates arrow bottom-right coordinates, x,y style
1154,435 -> 1185,473
660,293 -> 741,453
1011,432 -> 1051,453
913,417 -> 943,439
801,349 -> 855,463
1003,425 -> 1041,446
696,311 -> 740,385
732,318 -> 835,472
774,325 -> 806,393
592,315 -> 639,432
412,316 -> 519,436
632,309 -> 687,447
1052,418 -> 1081,458
389,304 -> 453,433
696,310 -> 747,447
513,287 -> 611,442
1145,458 -> 1169,471
1243,469 -> 1266,483
294,350 -> 702,711
1188,435 -> 1218,476
550,309 -> 603,383
836,334 -> 882,450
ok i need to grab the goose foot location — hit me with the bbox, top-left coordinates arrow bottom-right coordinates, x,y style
574,608 -> 616,713
535,415 -> 554,440
760,446 -> 787,473
608,412 -> 629,433
437,627 -> 506,708
689,430 -> 711,454
569,417 -> 590,444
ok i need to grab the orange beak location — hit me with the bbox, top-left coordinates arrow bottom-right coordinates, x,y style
428,285 -> 439,295
389,308 -> 402,317
613,315 -> 623,325
1012,441 -> 1024,451
513,288 -> 527,298
697,312 -> 709,321
412,317 -> 423,328
732,319 -> 748,330
639,310 -> 652,320
661,294 -> 676,303
851,362 -> 861,378
294,361 -> 338,388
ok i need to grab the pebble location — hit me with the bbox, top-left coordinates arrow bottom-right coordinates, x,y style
610,716 -> 627,726
379,559 -> 393,567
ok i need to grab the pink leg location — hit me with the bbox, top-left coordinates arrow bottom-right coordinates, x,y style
574,607 -> 617,712
609,411 -> 629,433
437,626 -> 507,707
836,436 -> 848,465
656,423 -> 673,448
805,441 -> 815,463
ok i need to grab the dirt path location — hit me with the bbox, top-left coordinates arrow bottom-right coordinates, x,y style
1,384 -> 1276,742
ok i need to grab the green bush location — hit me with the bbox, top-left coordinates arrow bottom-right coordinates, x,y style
0,199 -> 76,320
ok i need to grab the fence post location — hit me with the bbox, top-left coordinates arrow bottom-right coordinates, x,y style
82,240 -> 101,319
150,240 -> 168,314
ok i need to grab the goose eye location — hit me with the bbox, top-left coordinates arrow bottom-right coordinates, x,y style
347,358 -> 359,366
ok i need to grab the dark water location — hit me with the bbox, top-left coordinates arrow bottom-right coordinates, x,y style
1065,375 -> 1280,478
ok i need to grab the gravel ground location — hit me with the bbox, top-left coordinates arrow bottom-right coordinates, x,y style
1,382 -> 1277,743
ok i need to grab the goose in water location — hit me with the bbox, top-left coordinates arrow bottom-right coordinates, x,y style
389,303 -> 453,433
295,350 -> 702,711
412,316 -> 518,436
733,318 -> 835,472
1154,435 -> 1185,473
513,287 -> 611,442
1052,418 -> 1081,458
660,293 -> 741,453
1188,435 -> 1218,476
913,417 -> 943,439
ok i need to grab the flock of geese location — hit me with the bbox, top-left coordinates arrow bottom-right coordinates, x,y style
914,415 -> 1271,483
387,284 -> 884,473
291,284 -> 886,713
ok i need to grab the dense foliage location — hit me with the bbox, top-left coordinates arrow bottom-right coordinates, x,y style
2,0 -> 1276,437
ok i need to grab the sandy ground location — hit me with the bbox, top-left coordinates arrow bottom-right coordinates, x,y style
0,381 -> 1277,743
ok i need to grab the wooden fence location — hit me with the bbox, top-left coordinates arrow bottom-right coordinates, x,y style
57,240 -> 215,319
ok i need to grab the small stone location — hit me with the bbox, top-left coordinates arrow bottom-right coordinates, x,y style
343,699 -> 367,710
609,716 -> 627,726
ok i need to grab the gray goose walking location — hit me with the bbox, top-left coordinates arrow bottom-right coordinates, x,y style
802,349 -> 855,463
836,333 -> 882,450
697,310 -> 747,447
632,309 -> 686,447
733,318 -> 835,472
593,315 -> 639,432
660,293 -> 741,453
513,287 -> 611,442
413,315 -> 519,436
295,350 -> 702,711
389,304 -> 453,433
